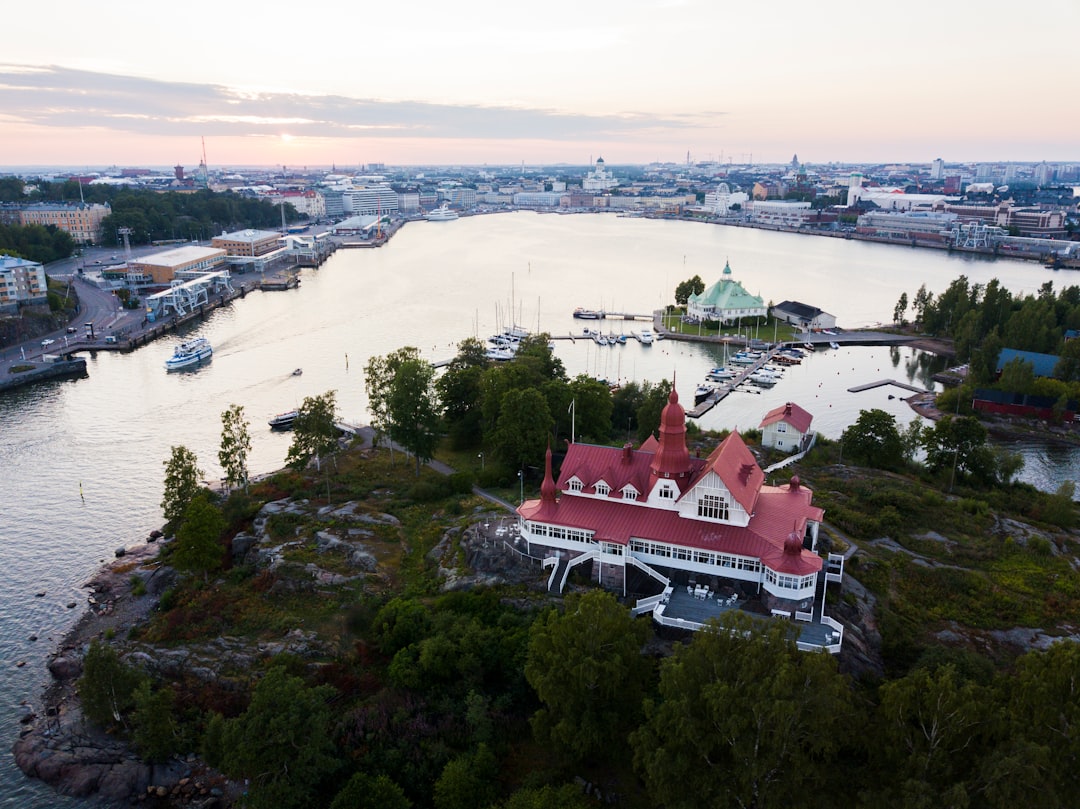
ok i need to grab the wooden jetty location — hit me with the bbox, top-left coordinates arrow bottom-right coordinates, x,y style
847,379 -> 928,395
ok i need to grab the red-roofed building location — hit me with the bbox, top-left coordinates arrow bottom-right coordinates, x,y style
517,387 -> 830,618
759,402 -> 815,454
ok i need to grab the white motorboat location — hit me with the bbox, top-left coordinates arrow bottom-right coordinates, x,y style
424,204 -> 459,221
164,337 -> 212,371
269,409 -> 299,430
636,328 -> 655,345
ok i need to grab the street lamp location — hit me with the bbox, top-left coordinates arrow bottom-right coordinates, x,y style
478,452 -> 484,471
517,470 -> 524,505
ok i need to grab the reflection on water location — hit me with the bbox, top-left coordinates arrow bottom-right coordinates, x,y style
0,211 -> 1076,806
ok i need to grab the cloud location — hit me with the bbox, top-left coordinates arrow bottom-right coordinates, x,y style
0,64 -> 716,144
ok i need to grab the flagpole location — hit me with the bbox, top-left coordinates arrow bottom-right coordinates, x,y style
568,398 -> 575,444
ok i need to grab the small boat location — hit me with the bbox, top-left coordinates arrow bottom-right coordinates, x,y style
829,341 -> 841,350
694,383 -> 717,404
292,368 -> 303,376
573,308 -> 606,320
636,328 -> 655,345
165,337 -> 213,371
269,410 -> 299,430
706,367 -> 735,381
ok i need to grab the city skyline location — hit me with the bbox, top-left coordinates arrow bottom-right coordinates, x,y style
3,0 -> 1078,169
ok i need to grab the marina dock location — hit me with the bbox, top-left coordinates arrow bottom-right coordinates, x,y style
847,379 -> 928,394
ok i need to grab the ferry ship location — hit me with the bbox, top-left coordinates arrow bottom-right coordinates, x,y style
164,337 -> 213,371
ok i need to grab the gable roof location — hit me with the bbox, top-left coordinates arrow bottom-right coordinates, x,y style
772,300 -> 826,319
759,402 -> 814,434
996,348 -> 1059,378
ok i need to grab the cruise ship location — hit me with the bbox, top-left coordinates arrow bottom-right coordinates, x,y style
164,337 -> 213,371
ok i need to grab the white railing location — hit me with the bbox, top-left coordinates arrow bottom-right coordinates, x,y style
825,552 -> 845,583
632,593 -> 664,615
627,554 -> 671,586
771,609 -> 793,619
794,610 -> 814,622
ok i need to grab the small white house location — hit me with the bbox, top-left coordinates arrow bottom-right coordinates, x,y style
759,402 -> 814,453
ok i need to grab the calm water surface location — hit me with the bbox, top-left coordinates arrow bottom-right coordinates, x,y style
1,212 -> 1075,805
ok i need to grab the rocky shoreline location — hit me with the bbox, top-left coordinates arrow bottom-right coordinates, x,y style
11,540 -> 240,807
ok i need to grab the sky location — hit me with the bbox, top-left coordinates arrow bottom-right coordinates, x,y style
2,0 -> 1077,169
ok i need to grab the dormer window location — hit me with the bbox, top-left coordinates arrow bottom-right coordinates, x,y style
568,479 -> 583,492
622,487 -> 638,501
595,482 -> 610,496
659,486 -> 674,499
697,492 -> 729,520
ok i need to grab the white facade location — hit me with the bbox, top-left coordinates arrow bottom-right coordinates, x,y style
342,186 -> 399,215
582,157 -> 619,191
703,183 -> 749,215
749,200 -> 813,227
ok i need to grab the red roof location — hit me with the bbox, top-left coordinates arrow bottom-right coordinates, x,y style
520,476 -> 822,575
759,402 -> 813,434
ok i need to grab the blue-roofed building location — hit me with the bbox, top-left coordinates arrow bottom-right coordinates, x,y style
996,348 -> 1060,379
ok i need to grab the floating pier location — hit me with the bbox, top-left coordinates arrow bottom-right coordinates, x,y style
846,379 -> 928,394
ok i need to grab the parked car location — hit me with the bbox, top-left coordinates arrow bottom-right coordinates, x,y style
41,338 -> 55,347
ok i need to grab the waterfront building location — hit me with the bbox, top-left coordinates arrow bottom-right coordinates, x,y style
749,200 -> 816,227
0,255 -> 48,312
855,211 -> 958,242
514,191 -> 566,208
770,301 -> 836,332
438,187 -> 477,209
847,173 -> 952,211
942,203 -> 1066,238
686,260 -> 766,324
211,229 -> 286,272
15,202 -> 111,245
759,402 -> 815,454
582,157 -> 619,191
517,387 -> 836,628
264,190 -> 326,220
128,246 -> 228,285
703,183 -> 749,215
342,186 -> 399,216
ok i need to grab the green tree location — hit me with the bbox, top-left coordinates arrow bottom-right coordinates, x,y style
286,391 -> 339,471
493,387 -> 553,470
1053,338 -> 1080,382
922,415 -> 990,482
330,773 -> 411,809
172,493 -> 225,578
841,408 -> 904,469
632,612 -> 853,809
869,664 -> 987,805
501,784 -> 591,809
79,640 -> 145,728
525,590 -> 649,763
568,374 -> 614,442
221,667 -> 338,809
998,356 -> 1035,393
436,337 -> 488,448
894,292 -> 909,326
675,274 -> 705,305
387,356 -> 440,476
161,445 -> 203,528
995,642 -> 1080,804
365,347 -> 422,449
218,403 -> 251,493
433,744 -> 498,809
636,379 -> 672,443
131,681 -> 183,762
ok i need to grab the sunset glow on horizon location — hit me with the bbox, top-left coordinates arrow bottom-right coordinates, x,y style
3,0 -> 1077,168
